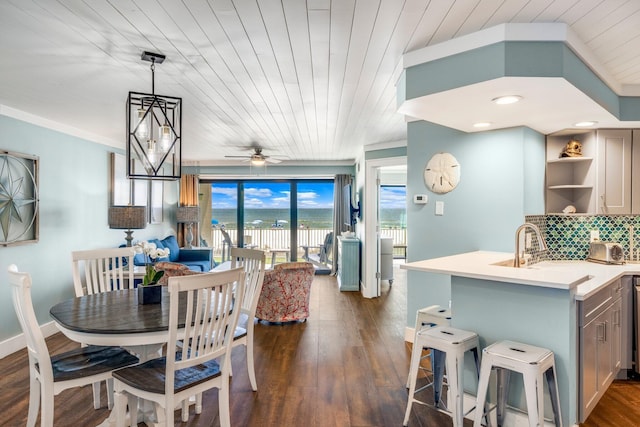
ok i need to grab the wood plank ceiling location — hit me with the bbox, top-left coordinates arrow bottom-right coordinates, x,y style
1,0 -> 640,164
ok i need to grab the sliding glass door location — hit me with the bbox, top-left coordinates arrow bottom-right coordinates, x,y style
201,179 -> 333,267
244,181 -> 291,266
297,181 -> 334,273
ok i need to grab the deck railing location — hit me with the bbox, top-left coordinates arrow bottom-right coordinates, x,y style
207,227 -> 406,262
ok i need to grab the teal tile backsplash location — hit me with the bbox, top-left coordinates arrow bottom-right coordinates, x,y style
525,214 -> 640,261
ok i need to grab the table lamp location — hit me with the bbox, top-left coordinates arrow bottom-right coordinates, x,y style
108,206 -> 147,246
176,206 -> 199,249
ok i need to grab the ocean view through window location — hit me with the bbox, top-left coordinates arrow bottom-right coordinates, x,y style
203,180 -> 335,266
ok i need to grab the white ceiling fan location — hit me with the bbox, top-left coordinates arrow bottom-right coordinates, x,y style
224,147 -> 284,165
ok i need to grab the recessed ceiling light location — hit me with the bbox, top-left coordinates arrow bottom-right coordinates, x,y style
492,95 -> 522,105
473,122 -> 491,128
574,121 -> 597,127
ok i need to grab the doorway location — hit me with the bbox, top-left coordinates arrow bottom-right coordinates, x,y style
363,156 -> 407,298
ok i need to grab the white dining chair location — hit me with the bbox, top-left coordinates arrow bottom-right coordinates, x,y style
113,267 -> 246,427
230,247 -> 266,391
7,264 -> 139,427
71,246 -> 137,410
71,247 -> 136,296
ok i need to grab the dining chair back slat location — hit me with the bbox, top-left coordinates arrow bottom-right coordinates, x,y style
230,247 -> 266,391
71,247 -> 136,296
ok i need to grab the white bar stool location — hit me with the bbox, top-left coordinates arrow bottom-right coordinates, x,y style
404,325 -> 481,427
473,340 -> 562,427
406,305 -> 452,388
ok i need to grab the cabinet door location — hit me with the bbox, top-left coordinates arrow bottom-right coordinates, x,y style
582,317 -> 599,416
582,307 -> 614,419
597,129 -> 632,214
633,130 -> 640,214
611,297 -> 622,374
597,312 -> 614,397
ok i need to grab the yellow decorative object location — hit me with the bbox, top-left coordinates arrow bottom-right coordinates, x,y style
561,139 -> 582,157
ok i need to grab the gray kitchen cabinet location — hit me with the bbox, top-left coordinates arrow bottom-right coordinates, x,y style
633,130 -> 640,214
579,279 -> 623,421
597,129 -> 632,214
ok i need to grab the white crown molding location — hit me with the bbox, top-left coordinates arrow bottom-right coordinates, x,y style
363,139 -> 407,152
0,104 -> 121,149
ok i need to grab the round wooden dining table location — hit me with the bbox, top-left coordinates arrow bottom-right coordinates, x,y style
50,287 -> 186,427
49,287 -> 184,349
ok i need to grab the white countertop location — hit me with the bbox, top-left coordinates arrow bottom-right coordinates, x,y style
401,251 -> 640,300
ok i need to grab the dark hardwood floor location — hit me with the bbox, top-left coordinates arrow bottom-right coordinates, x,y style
0,265 -> 637,426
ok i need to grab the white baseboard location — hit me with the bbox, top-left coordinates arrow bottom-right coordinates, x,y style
0,321 -> 59,359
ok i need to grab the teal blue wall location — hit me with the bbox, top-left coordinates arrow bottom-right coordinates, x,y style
403,41 -> 624,120
406,122 -> 545,326
364,146 -> 407,160
452,276 -> 576,425
0,115 -> 177,342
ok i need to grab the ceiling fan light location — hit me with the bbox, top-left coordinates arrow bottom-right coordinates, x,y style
492,95 -> 522,105
251,156 -> 266,166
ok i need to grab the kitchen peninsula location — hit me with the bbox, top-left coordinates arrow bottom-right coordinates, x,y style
402,251 -> 640,426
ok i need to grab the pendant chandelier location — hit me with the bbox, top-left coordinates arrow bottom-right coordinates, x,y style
126,51 -> 182,180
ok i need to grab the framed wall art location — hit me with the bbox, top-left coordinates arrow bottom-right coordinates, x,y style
0,150 -> 39,246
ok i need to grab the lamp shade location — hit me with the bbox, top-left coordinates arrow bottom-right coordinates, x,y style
176,206 -> 199,223
108,206 -> 147,230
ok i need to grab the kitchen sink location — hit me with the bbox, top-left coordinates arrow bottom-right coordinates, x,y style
491,259 -> 540,269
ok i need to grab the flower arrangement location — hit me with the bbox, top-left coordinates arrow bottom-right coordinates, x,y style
134,241 -> 170,286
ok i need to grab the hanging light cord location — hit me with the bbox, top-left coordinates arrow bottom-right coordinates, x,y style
150,58 -> 156,95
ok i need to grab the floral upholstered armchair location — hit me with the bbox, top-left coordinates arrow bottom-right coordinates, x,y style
255,262 -> 315,323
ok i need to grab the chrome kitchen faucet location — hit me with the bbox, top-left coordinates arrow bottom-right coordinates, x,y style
514,223 -> 548,268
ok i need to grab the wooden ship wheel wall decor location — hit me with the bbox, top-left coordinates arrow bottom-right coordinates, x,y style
0,150 -> 39,246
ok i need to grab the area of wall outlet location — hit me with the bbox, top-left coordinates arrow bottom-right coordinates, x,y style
590,230 -> 600,242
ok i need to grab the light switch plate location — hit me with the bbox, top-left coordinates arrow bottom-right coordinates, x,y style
590,230 -> 599,242
435,201 -> 444,216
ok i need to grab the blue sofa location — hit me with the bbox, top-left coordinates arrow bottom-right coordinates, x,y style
132,235 -> 213,272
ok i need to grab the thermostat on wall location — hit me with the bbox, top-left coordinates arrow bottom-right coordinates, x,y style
413,194 -> 428,204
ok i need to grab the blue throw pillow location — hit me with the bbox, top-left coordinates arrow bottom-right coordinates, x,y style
161,235 -> 180,262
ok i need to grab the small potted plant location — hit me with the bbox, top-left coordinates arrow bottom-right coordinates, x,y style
134,241 -> 170,304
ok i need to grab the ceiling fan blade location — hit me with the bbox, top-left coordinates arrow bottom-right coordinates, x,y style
224,155 -> 250,159
266,157 -> 282,164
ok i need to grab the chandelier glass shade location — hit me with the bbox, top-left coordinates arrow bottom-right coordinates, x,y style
126,51 -> 182,180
